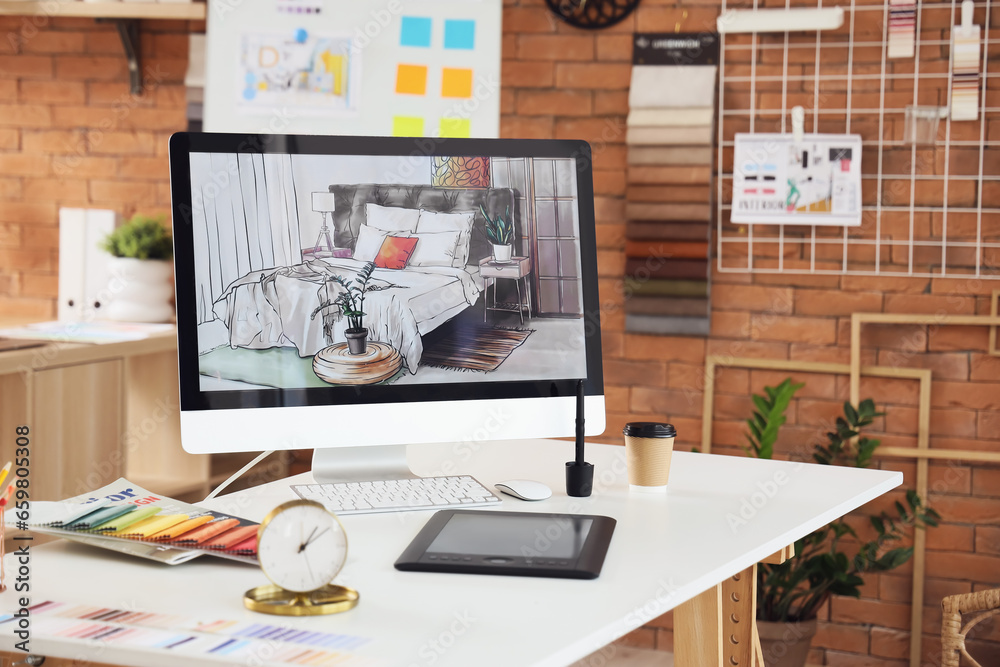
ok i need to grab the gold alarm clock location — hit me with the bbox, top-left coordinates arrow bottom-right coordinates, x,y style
243,499 -> 359,616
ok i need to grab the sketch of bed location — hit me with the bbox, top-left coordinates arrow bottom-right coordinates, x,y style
200,181 -> 517,374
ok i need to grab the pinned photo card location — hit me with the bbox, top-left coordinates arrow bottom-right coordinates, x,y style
732,133 -> 863,226
238,30 -> 360,116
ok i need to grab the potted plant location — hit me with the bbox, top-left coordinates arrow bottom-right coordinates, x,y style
479,204 -> 515,263
745,379 -> 938,667
99,214 -> 175,323
311,261 -> 376,355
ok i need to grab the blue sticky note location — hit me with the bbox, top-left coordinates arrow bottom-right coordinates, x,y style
400,16 -> 432,48
444,19 -> 475,50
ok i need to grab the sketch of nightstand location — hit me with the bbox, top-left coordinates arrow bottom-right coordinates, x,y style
479,256 -> 532,325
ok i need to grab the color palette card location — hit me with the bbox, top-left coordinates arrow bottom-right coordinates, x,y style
951,18 -> 981,121
888,0 -> 917,59
0,602 -> 377,666
9,478 -> 259,566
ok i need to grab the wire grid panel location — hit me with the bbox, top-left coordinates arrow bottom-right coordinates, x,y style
716,0 -> 1000,279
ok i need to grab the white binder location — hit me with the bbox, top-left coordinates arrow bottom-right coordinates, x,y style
58,208 -> 118,322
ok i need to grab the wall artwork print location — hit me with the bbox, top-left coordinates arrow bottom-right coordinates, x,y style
239,30 -> 359,115
188,152 -> 585,390
204,0 -> 501,137
731,133 -> 864,227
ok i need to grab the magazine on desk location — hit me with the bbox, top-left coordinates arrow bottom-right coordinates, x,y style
8,478 -> 259,566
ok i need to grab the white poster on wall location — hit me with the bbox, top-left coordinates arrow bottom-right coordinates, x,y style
731,133 -> 863,226
204,0 -> 502,138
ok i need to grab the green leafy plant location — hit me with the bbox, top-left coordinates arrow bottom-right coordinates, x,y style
310,261 -> 376,332
745,378 -> 803,460
100,214 -> 173,260
480,204 -> 514,246
747,381 -> 939,623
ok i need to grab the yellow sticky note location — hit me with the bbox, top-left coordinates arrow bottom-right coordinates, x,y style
393,116 -> 425,137
441,68 -> 473,98
439,118 -> 471,138
395,64 -> 428,95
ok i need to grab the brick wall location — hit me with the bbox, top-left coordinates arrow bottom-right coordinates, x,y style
0,15 -> 197,319
3,1 -> 1000,664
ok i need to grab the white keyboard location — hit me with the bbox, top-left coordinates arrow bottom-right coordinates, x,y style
291,475 -> 503,515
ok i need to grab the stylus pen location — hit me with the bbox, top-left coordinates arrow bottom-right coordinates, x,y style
576,379 -> 585,465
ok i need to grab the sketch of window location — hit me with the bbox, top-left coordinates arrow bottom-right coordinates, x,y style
533,158 -> 582,316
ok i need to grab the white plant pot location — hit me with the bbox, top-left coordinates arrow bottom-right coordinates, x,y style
492,244 -> 513,263
104,257 -> 175,323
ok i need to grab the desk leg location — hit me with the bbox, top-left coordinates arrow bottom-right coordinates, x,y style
674,544 -> 794,667
675,564 -> 761,667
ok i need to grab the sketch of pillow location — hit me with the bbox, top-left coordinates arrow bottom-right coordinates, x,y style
352,225 -> 389,262
408,231 -> 462,268
415,210 -> 476,268
365,203 -> 420,234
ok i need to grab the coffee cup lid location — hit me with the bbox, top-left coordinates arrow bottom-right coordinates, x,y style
623,422 -> 677,438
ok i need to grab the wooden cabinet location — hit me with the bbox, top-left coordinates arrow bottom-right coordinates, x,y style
0,331 -> 210,502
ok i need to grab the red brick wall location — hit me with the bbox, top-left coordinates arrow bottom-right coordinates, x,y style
3,2 -> 1000,665
0,16 -> 197,319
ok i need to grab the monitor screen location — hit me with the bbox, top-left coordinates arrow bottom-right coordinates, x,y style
169,134 -> 604,456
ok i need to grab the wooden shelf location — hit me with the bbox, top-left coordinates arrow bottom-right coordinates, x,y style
0,1 -> 206,19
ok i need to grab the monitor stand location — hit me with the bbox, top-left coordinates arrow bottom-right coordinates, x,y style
312,445 -> 419,483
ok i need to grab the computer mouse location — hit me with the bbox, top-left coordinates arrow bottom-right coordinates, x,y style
495,479 -> 552,501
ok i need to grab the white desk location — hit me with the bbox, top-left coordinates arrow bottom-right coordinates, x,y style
0,440 -> 901,667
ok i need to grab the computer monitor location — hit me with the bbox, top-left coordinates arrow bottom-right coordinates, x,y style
168,133 -> 605,482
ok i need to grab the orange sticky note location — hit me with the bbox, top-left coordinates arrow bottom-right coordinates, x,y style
395,64 -> 428,95
441,68 -> 473,98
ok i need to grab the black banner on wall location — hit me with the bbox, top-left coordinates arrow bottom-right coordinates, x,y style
632,33 -> 720,66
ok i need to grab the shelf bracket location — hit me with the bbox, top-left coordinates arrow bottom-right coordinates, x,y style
99,18 -> 142,95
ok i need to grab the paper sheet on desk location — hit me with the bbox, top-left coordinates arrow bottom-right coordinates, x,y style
0,601 -> 377,665
0,320 -> 174,344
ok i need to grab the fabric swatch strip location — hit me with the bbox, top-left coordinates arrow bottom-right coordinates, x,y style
624,61 -> 717,337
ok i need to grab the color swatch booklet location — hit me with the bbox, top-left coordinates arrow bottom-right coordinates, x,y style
10,478 -> 259,565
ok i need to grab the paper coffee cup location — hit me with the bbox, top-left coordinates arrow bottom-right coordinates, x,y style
623,422 -> 677,491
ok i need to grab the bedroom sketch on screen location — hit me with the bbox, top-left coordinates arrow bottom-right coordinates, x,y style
188,153 -> 587,390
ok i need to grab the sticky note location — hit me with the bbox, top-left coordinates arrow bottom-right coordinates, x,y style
444,19 -> 475,50
441,68 -> 473,98
400,16 -> 432,48
440,118 -> 471,138
393,116 -> 425,136
396,64 -> 428,95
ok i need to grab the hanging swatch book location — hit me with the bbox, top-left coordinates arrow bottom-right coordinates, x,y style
11,479 -> 260,565
624,33 -> 719,337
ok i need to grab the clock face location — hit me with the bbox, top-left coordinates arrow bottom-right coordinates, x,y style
545,0 -> 641,30
257,500 -> 348,594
